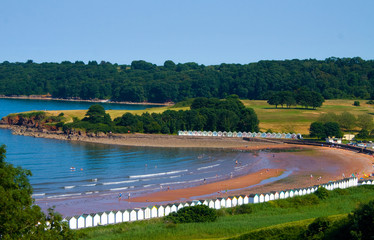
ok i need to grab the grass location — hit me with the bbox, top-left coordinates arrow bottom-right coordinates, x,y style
242,99 -> 374,134
76,185 -> 374,240
36,99 -> 374,134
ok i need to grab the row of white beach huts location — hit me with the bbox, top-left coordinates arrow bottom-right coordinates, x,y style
63,177 -> 373,229
177,130 -> 302,139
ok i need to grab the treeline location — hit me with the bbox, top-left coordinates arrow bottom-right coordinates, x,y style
0,57 -> 374,103
267,90 -> 324,109
63,96 -> 259,134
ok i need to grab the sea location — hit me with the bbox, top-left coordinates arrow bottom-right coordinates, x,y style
0,98 -> 273,204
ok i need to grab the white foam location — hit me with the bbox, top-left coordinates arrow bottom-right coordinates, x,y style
32,193 -> 45,197
47,193 -> 82,199
197,164 -> 220,171
81,184 -> 96,187
102,179 -> 138,185
170,175 -> 181,179
85,192 -> 93,194
64,185 -> 75,189
110,187 -> 129,191
143,184 -> 154,188
130,169 -> 188,179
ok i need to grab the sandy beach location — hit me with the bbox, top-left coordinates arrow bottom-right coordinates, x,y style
30,136 -> 374,217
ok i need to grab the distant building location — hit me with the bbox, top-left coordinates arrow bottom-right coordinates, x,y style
343,134 -> 355,141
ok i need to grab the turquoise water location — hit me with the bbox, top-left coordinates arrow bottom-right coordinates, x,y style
0,98 -> 267,202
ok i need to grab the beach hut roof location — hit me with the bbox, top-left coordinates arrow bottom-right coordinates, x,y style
248,194 -> 258,197
81,214 -> 89,218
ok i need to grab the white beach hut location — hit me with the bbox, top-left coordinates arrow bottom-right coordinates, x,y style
237,195 -> 244,205
219,198 -> 226,208
243,195 -> 249,204
85,214 -> 93,228
284,190 -> 290,198
67,216 -> 78,230
259,194 -> 264,203
269,192 -> 275,201
171,204 -> 178,213
101,212 -> 108,225
130,210 -> 137,221
77,215 -> 86,229
183,202 -> 190,208
226,197 -> 232,208
151,206 -> 158,218
214,199 -> 221,209
264,193 -> 270,202
231,196 -> 238,206
137,208 -> 144,220
208,199 -> 215,209
144,207 -> 151,219
108,211 -> 115,224
93,213 -> 101,226
115,210 -> 123,223
289,190 -> 294,198
165,205 -> 172,216
178,203 -> 184,210
123,210 -> 130,222
158,205 -> 165,217
306,188 -> 311,195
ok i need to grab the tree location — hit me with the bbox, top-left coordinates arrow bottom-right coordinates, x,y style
324,122 -> 343,138
348,200 -> 374,239
267,93 -> 281,108
338,111 -> 356,131
83,104 -> 111,124
309,122 -> 325,139
356,114 -> 373,131
0,145 -> 76,239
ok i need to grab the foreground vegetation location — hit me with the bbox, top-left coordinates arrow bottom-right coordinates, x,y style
76,186 -> 374,240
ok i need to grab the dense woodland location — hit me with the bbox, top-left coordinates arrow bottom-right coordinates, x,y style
0,57 -> 373,103
64,96 -> 259,134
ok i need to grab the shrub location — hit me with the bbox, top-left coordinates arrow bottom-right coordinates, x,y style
235,204 -> 253,214
314,187 -> 329,200
353,101 -> 360,106
303,217 -> 331,239
366,100 -> 374,105
348,200 -> 374,239
164,205 -> 217,223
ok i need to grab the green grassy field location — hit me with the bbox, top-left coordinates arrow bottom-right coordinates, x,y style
242,99 -> 374,134
45,99 -> 373,134
76,185 -> 374,240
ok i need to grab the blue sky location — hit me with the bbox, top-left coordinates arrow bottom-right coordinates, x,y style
0,0 -> 373,65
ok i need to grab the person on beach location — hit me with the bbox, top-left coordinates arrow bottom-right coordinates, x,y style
204,178 -> 206,184
128,193 -> 131,199
118,192 -> 122,201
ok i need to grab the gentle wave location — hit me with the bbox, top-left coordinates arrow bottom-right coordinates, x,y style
102,179 -> 138,185
129,169 -> 188,179
110,186 -> 129,191
32,193 -> 45,197
64,185 -> 75,189
197,164 -> 220,171
143,184 -> 155,188
47,193 -> 82,199
81,184 -> 96,187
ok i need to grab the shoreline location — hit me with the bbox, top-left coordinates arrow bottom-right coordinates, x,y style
34,145 -> 374,217
2,124 -> 293,150
0,95 -> 171,106
2,124 -> 373,217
